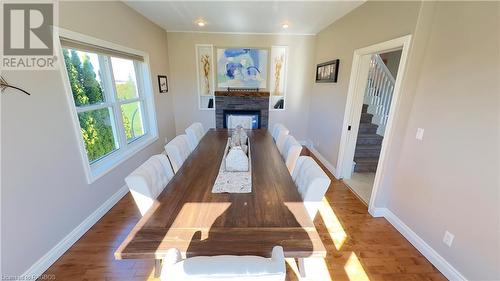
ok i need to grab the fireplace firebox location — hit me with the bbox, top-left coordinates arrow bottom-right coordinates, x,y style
215,90 -> 269,129
223,110 -> 261,129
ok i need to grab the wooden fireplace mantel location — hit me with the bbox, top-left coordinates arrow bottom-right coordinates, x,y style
215,90 -> 270,97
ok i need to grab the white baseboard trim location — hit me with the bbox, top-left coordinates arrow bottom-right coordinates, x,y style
21,185 -> 129,279
369,207 -> 386,218
304,142 -> 338,179
375,208 -> 467,281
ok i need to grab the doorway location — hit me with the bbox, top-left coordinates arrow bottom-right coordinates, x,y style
344,49 -> 402,203
336,35 -> 412,214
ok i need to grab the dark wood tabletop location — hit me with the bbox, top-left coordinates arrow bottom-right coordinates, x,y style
115,129 -> 326,260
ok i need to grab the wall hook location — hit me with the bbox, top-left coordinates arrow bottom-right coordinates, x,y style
0,76 -> 31,96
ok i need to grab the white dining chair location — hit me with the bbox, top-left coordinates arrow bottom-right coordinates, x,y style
185,122 -> 205,151
280,135 -> 302,174
160,246 -> 286,281
125,154 -> 174,216
165,134 -> 191,173
271,123 -> 286,142
275,128 -> 289,153
292,156 -> 331,220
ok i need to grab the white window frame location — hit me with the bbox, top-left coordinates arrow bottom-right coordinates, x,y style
57,28 -> 158,184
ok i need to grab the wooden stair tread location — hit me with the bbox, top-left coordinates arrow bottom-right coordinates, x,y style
354,157 -> 380,163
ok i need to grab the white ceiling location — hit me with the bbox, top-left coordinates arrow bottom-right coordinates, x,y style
125,1 -> 365,35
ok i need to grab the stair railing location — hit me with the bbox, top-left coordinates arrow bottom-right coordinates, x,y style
363,54 -> 396,136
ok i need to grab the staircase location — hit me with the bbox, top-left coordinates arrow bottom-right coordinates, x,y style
354,104 -> 383,173
352,54 -> 396,173
364,54 -> 396,136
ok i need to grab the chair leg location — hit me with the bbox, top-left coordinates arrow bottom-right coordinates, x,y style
298,258 -> 330,280
154,259 -> 162,278
297,258 -> 307,278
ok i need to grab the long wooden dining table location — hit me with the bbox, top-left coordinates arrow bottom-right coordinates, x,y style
115,129 -> 326,276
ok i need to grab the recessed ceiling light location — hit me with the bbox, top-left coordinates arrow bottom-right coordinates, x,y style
282,23 -> 289,29
196,19 -> 206,27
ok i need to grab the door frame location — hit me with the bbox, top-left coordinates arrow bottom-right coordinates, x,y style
336,35 -> 412,215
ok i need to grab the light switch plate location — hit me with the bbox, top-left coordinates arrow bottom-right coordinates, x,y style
416,128 -> 425,140
443,231 -> 454,247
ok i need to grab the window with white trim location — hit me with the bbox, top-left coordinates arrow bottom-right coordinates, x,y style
60,37 -> 157,182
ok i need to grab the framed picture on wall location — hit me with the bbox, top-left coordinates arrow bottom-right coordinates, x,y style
216,47 -> 269,89
196,44 -> 215,96
158,75 -> 168,93
196,44 -> 216,110
269,46 -> 287,97
315,59 -> 339,83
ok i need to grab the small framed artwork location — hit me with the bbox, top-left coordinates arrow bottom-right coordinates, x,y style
196,44 -> 214,97
158,75 -> 168,93
269,46 -> 288,97
315,59 -> 339,83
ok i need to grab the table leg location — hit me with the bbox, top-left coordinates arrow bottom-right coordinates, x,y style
154,259 -> 162,278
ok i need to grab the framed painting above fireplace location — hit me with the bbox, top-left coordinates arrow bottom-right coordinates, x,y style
216,48 -> 269,89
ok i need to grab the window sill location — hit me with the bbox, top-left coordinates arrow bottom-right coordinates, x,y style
85,135 -> 158,184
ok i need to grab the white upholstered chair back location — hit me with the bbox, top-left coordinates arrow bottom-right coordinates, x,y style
275,128 -> 290,153
161,246 -> 286,281
292,156 -> 331,220
185,122 -> 205,151
165,134 -> 191,173
280,135 -> 302,174
125,154 -> 174,216
271,123 -> 285,142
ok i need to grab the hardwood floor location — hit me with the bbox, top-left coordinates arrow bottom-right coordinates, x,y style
39,148 -> 446,281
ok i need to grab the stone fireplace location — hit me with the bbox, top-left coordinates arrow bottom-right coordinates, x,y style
215,90 -> 269,129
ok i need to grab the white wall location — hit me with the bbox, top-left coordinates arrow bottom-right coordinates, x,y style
1,1 -> 176,276
306,1 -> 421,164
166,32 -> 316,140
307,1 -> 500,279
384,2 -> 499,279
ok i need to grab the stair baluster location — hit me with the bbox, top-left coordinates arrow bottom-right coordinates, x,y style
353,54 -> 396,173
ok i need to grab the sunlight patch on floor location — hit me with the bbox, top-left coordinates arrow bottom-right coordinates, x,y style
285,258 -> 301,278
146,267 -> 159,280
319,197 -> 347,250
298,257 -> 332,281
344,252 -> 370,281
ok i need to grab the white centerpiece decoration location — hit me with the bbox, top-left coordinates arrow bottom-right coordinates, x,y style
226,126 -> 249,171
212,126 -> 252,193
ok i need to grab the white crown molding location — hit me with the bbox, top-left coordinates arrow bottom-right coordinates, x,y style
21,186 -> 129,279
372,208 -> 468,281
166,30 -> 316,36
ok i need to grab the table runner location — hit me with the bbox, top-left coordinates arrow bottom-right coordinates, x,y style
212,138 -> 252,193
